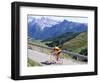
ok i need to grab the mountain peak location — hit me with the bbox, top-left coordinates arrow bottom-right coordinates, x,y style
29,17 -> 60,30
62,19 -> 69,23
28,17 -> 87,40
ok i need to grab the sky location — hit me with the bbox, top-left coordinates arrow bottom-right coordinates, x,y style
28,15 -> 88,24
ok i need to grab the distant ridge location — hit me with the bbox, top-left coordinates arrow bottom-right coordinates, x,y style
28,17 -> 87,40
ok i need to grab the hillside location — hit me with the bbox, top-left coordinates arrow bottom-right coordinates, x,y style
43,32 -> 80,47
43,32 -> 87,55
62,32 -> 87,54
43,32 -> 80,42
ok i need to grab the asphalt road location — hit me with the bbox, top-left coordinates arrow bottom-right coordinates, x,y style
28,49 -> 86,66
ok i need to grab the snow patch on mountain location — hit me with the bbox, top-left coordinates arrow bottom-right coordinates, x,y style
28,16 -> 61,30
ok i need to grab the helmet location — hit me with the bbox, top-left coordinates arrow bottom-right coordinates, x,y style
54,46 -> 60,51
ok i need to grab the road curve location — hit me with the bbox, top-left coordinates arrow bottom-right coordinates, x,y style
28,49 -> 86,66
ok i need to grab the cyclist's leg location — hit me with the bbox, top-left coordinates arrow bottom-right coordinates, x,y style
49,54 -> 56,63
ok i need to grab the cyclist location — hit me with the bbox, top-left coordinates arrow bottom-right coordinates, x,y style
52,46 -> 62,61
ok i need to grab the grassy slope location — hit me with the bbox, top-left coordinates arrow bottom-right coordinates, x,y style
62,32 -> 87,53
42,32 -> 80,47
28,32 -> 87,54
